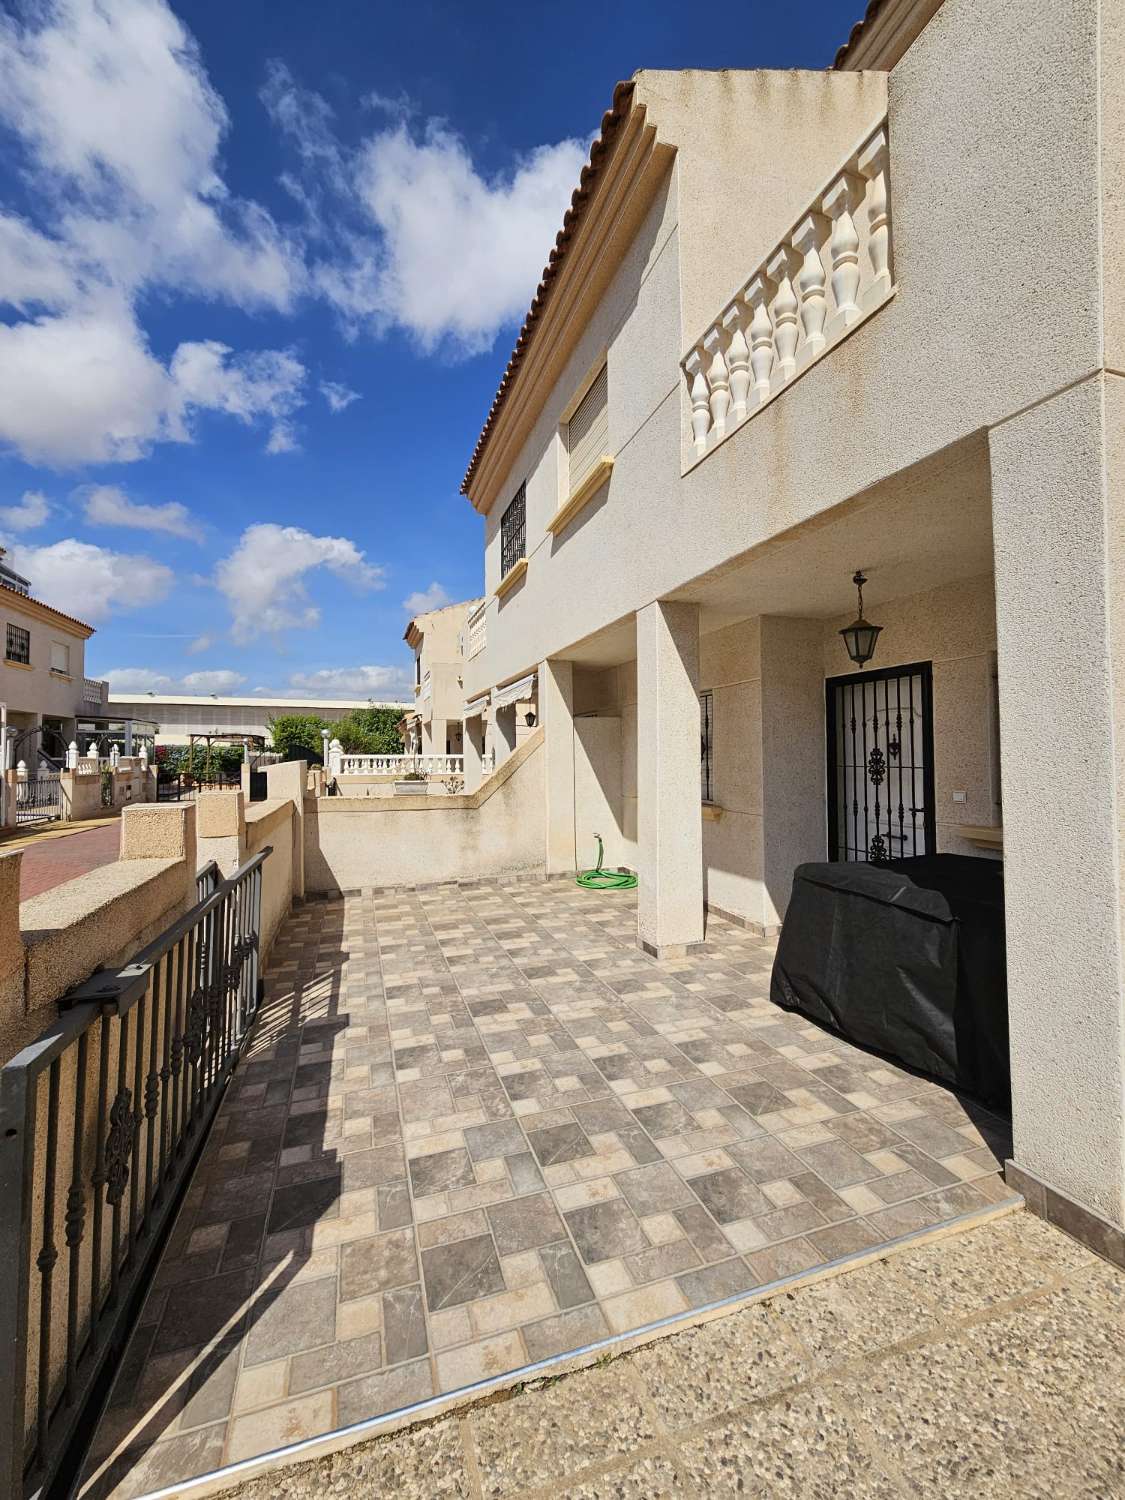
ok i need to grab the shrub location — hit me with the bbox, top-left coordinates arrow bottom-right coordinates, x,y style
269,715 -> 328,763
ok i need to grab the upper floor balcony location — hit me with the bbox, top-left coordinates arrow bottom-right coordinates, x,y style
682,120 -> 891,467
465,599 -> 487,659
82,677 -> 108,708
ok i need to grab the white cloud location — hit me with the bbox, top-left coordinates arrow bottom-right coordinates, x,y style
104,666 -> 246,695
104,668 -> 174,694
320,380 -> 360,413
187,634 -> 215,655
403,581 -> 452,615
81,483 -> 202,541
264,64 -> 587,355
5,537 -> 173,621
0,0 -> 300,310
287,665 -> 412,698
213,523 -> 385,642
0,1 -> 307,466
0,296 -> 309,466
181,669 -> 247,693
0,490 -> 50,531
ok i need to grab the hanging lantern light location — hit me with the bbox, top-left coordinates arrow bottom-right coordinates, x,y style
839,570 -> 883,667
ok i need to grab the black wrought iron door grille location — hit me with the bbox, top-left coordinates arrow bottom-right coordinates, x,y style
0,848 -> 270,1500
500,482 -> 526,579
826,661 -> 936,863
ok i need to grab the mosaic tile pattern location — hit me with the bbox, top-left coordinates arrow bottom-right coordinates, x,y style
81,880 -> 1017,1498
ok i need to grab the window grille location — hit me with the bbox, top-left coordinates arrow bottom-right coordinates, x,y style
567,364 -> 609,494
500,482 -> 527,579
700,690 -> 714,803
6,623 -> 30,665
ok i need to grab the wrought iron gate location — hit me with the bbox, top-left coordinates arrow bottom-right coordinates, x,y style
0,849 -> 269,1499
826,661 -> 935,862
15,773 -> 61,825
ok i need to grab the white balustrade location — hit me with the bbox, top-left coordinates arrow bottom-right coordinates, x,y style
420,671 -> 432,703
467,603 -> 488,659
683,121 -> 893,458
82,677 -> 107,705
336,754 -> 465,777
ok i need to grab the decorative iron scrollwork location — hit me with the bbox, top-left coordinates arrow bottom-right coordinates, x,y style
867,747 -> 886,787
185,988 -> 206,1065
144,1070 -> 160,1119
64,1185 -> 85,1248
888,735 -> 900,761
868,834 -> 888,864
104,1088 -> 137,1205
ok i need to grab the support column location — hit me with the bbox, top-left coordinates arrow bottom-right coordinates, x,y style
541,659 -> 575,875
991,373 -> 1125,1255
637,601 -> 704,957
463,717 -> 484,794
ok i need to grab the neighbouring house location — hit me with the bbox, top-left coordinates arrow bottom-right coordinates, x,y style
448,0 -> 1125,1261
0,546 -> 98,766
399,597 -> 484,759
105,691 -> 411,747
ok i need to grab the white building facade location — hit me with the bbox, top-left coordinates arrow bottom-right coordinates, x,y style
456,0 -> 1125,1262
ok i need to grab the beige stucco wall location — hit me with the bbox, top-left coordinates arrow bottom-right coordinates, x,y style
245,799 -> 295,961
466,0 -> 1104,701
565,573 -> 999,931
0,594 -> 89,723
823,573 -> 1000,858
304,732 -> 545,894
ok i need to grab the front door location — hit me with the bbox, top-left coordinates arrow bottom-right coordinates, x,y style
826,661 -> 936,862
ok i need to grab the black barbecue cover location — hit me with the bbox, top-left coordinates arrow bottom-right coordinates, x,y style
770,855 -> 1009,1109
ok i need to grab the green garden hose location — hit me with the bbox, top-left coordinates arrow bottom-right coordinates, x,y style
576,833 -> 638,890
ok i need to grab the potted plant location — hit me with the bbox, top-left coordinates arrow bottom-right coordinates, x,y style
393,766 -> 430,797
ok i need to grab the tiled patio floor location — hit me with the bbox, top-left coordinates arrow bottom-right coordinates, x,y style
81,879 -> 1018,1499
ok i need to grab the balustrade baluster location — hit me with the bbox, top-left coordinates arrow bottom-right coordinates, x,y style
684,348 -> 711,454
722,306 -> 750,421
702,328 -> 730,439
857,129 -> 891,306
823,172 -> 863,328
743,275 -> 774,406
793,213 -> 829,365
766,249 -> 800,383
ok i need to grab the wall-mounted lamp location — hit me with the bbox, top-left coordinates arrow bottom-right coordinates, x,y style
839,570 -> 883,667
524,710 -> 537,728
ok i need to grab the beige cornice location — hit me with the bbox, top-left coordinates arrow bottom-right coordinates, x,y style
0,590 -> 94,638
468,112 -> 672,515
547,457 -> 614,537
494,557 -> 528,600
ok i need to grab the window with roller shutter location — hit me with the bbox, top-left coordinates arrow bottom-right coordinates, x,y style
566,364 -> 609,495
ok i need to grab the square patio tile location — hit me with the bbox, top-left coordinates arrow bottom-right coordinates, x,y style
564,1199 -> 649,1264
421,1232 -> 506,1310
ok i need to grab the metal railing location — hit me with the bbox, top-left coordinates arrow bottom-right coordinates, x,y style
15,772 -> 62,826
0,848 -> 270,1499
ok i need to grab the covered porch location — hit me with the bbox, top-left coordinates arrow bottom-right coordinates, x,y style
81,878 -> 1014,1498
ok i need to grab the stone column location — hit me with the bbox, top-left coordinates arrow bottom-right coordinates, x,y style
636,600 -> 704,957
463,717 -> 484,794
990,373 -> 1125,1249
541,659 -> 576,875
196,790 -> 248,876
264,759 -> 307,900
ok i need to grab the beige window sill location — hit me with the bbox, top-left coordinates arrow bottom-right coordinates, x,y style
50,670 -> 72,681
494,556 -> 528,599
958,823 -> 1003,850
702,802 -> 724,821
547,456 -> 614,537
4,659 -> 32,672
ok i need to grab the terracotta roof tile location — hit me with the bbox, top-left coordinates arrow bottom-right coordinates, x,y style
460,79 -> 636,497
833,0 -> 888,67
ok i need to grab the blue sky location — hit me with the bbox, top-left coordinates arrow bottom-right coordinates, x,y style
0,0 -> 860,700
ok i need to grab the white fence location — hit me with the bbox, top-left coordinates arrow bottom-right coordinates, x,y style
331,751 -> 465,777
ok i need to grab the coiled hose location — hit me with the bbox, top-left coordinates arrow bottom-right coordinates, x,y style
576,833 -> 638,890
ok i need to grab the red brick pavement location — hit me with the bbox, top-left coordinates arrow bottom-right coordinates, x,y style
16,822 -> 121,900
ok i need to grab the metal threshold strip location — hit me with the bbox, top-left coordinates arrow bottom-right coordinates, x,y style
134,1194 -> 1022,1500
